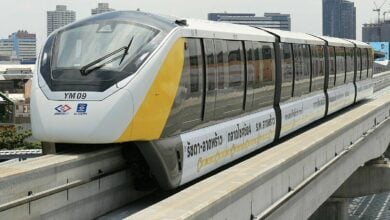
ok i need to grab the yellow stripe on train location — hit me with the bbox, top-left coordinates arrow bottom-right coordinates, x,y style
116,38 -> 185,142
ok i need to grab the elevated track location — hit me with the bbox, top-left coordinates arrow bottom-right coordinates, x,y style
0,71 -> 389,220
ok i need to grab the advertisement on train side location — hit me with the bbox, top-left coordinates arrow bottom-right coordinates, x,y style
369,42 -> 389,61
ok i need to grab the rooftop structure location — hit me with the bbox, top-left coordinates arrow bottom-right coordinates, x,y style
91,3 -> 115,15
0,31 -> 36,64
208,12 -> 291,31
47,5 -> 76,36
323,0 -> 356,39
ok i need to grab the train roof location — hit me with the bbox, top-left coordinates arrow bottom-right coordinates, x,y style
344,39 -> 371,48
182,19 -> 276,42
313,35 -> 354,47
260,28 -> 325,45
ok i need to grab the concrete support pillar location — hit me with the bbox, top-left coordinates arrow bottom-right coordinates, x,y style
334,158 -> 390,198
309,198 -> 349,220
41,142 -> 56,154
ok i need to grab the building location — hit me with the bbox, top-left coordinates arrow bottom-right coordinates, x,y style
47,5 -> 76,36
91,3 -> 115,15
363,21 -> 390,42
208,12 -> 291,31
0,31 -> 36,64
323,0 -> 356,39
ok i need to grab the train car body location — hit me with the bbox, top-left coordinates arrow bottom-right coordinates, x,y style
31,11 -> 374,189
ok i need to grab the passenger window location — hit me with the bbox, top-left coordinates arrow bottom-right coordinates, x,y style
368,48 -> 374,78
245,41 -> 255,110
293,44 -> 311,97
280,43 -> 293,101
328,46 -> 336,88
311,45 -> 325,92
203,39 -> 217,121
227,41 -> 244,88
356,48 -> 362,80
204,39 -> 216,91
345,47 -> 354,83
178,38 -> 204,128
361,49 -> 368,80
214,40 -> 244,118
335,47 -> 346,86
252,41 -> 275,109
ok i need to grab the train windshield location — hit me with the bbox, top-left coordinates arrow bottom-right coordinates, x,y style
53,21 -> 159,72
40,15 -> 169,92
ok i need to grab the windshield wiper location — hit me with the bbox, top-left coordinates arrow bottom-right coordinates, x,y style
80,36 -> 135,76
119,36 -> 134,65
80,46 -> 126,75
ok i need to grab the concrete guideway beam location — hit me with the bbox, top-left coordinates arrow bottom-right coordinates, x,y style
334,159 -> 390,198
0,147 -> 149,219
374,71 -> 390,92
126,93 -> 390,220
0,147 -> 125,205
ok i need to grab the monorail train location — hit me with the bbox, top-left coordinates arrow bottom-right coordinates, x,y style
31,11 -> 374,190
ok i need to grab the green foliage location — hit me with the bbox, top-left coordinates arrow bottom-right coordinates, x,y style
0,127 -> 41,150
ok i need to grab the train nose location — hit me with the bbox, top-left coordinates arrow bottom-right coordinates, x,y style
31,89 -> 134,143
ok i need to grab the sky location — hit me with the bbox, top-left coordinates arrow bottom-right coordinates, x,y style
0,0 -> 386,51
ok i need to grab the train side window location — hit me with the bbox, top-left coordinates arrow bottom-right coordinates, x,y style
293,44 -> 311,97
224,40 -> 245,114
204,39 -> 216,91
368,48 -> 374,78
180,38 -> 204,128
227,41 -> 244,88
356,48 -> 362,80
203,38 -> 217,121
245,41 -> 255,111
280,43 -> 293,102
214,40 -> 227,89
311,45 -> 325,92
252,41 -> 275,109
328,46 -> 336,88
361,49 -> 367,80
335,47 -> 346,86
345,47 -> 354,83
214,40 -> 229,120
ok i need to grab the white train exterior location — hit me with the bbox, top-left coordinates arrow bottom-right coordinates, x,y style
31,11 -> 374,189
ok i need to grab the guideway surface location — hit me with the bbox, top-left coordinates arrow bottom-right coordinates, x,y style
0,147 -> 148,219
126,90 -> 390,220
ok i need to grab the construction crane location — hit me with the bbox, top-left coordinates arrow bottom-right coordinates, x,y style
374,0 -> 387,23
384,10 -> 390,21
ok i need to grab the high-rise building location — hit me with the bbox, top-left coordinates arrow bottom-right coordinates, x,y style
47,5 -> 76,36
91,3 -> 115,15
362,21 -> 390,42
208,12 -> 291,31
0,31 -> 36,64
323,0 -> 356,39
